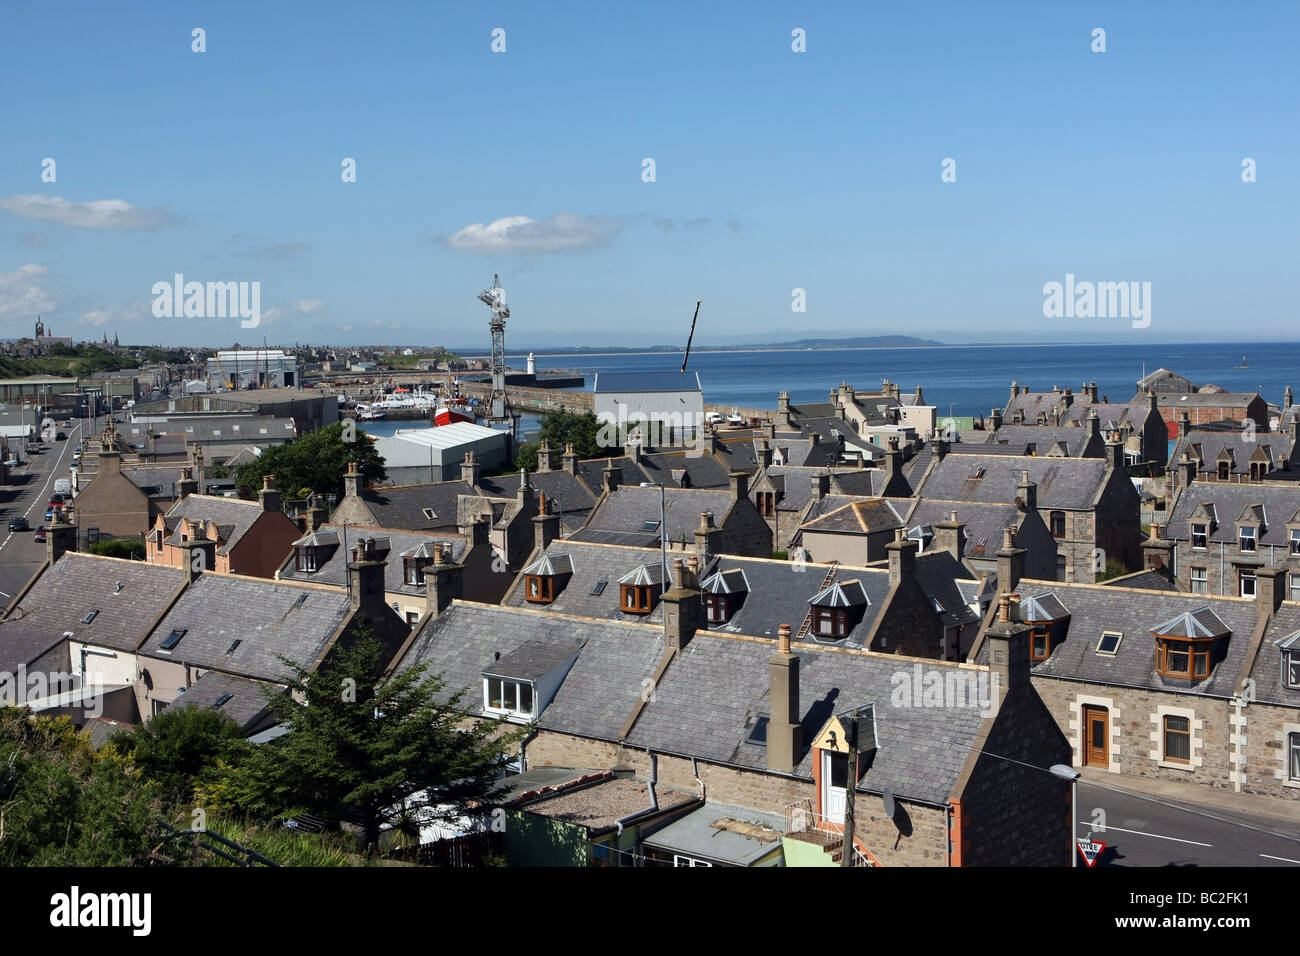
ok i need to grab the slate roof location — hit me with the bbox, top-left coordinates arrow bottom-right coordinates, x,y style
1170,428 -> 1294,477
1157,392 -> 1263,408
914,454 -> 1112,511
500,541 -> 672,622
991,580 -> 1260,698
1101,570 -> 1182,592
172,670 -> 278,732
278,523 -> 468,596
902,498 -> 1022,562
828,469 -> 893,497
122,417 -> 296,445
625,634 -> 990,805
485,640 -> 584,682
570,485 -> 735,548
984,424 -> 1100,458
1251,604 -> 1300,705
8,553 -> 185,652
163,494 -> 265,554
140,575 -> 352,682
121,466 -> 187,499
356,480 -> 482,530
1165,483 -> 1300,548
0,622 -> 70,673
478,470 -> 596,533
800,498 -> 906,534
397,602 -> 666,740
913,551 -> 980,627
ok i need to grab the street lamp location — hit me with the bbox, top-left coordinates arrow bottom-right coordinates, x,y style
1051,763 -> 1081,867
639,482 -> 668,588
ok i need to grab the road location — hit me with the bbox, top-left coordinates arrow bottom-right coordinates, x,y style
1079,780 -> 1300,867
0,416 -> 86,602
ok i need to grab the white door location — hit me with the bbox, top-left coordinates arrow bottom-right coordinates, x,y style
822,751 -> 847,824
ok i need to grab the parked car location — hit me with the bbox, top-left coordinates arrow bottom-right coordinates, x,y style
44,508 -> 54,522
63,419 -> 73,427
8,517 -> 29,532
3,458 -> 19,468
33,526 -> 46,543
50,493 -> 65,505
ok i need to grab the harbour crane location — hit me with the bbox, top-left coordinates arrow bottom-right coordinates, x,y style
477,274 -> 516,435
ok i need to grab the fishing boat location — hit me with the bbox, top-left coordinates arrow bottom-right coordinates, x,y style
1234,355 -> 1250,369
434,402 -> 475,426
355,403 -> 385,421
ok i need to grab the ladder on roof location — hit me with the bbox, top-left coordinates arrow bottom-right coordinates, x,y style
795,561 -> 839,641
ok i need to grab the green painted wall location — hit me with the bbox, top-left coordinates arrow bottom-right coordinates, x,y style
504,810 -> 591,867
781,836 -> 836,867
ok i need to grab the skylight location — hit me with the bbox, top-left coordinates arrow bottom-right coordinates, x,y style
423,507 -> 437,520
641,520 -> 660,532
160,628 -> 187,651
591,580 -> 607,596
225,639 -> 241,654
81,610 -> 98,624
1096,631 -> 1122,655
214,693 -> 233,708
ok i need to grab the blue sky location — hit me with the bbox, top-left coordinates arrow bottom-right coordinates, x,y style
1,1 -> 1297,348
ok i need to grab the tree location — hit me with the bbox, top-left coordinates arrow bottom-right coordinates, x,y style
0,707 -> 178,866
207,636 -> 523,853
87,537 -> 146,560
514,411 -> 603,469
235,421 -> 385,500
112,705 -> 248,805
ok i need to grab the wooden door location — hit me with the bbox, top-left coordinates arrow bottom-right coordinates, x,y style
1082,706 -> 1109,768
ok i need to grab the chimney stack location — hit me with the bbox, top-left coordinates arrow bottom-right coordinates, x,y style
347,537 -> 387,615
1016,470 -> 1037,513
887,526 -> 918,587
758,438 -> 773,469
259,474 -> 282,513
777,391 -> 793,428
602,459 -> 619,494
1256,566 -> 1286,615
1142,522 -> 1175,582
343,461 -> 361,499
995,527 -> 1027,594
729,470 -> 749,503
767,623 -> 802,774
885,436 -> 903,480
694,510 -> 722,557
183,536 -> 217,583
662,558 -> 705,652
1179,410 -> 1192,438
177,466 -> 198,500
46,510 -> 77,566
537,441 -> 557,473
305,494 -> 328,533
935,510 -> 966,561
461,451 -> 481,487
811,470 -> 830,501
425,543 -> 464,619
562,443 -> 579,476
984,593 -> 1031,702
532,492 -> 561,553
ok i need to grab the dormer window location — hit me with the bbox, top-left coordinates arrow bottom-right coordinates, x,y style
617,563 -> 664,616
812,607 -> 848,638
297,547 -> 320,572
404,558 -> 435,586
526,575 -> 555,604
1218,461 -> 1230,480
1030,627 -> 1051,661
1152,608 -> 1229,682
706,593 -> 729,623
1191,523 -> 1208,550
1239,526 -> 1257,553
521,553 -> 574,605
484,677 -> 534,718
621,584 -> 656,614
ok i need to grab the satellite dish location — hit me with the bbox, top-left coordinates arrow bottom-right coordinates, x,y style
882,789 -> 896,818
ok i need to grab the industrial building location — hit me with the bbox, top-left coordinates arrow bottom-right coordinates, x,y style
593,370 -> 705,445
206,349 -> 299,390
373,422 -> 510,484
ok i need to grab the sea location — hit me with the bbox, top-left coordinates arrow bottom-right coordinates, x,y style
360,341 -> 1298,442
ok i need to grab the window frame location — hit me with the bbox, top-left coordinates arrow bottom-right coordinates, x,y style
1291,529 -> 1300,557
1095,630 -> 1122,656
1030,626 -> 1051,662
1155,636 -> 1214,680
620,583 -> 655,614
1289,731 -> 1300,782
812,606 -> 848,638
483,677 -> 536,719
1163,714 -> 1192,764
525,573 -> 555,604
706,593 -> 728,623
1191,522 -> 1208,550
1049,511 -> 1066,539
1240,570 -> 1257,599
297,546 -> 319,573
1239,526 -> 1256,554
1189,566 -> 1208,595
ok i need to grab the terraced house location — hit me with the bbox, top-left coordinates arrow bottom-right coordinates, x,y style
973,574 -> 1300,802
147,477 -> 301,578
395,561 -> 1072,866
1158,482 -> 1300,599
912,454 -> 1140,583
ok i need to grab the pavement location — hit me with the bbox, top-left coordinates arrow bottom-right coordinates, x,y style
1077,767 -> 1300,867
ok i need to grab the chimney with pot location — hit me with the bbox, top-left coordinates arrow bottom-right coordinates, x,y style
887,526 -> 917,587
425,543 -> 464,619
562,443 -> 579,476
343,461 -> 361,499
259,474 -> 282,513
935,510 -> 966,561
767,623 -> 802,774
662,558 -> 705,652
995,526 -> 1026,595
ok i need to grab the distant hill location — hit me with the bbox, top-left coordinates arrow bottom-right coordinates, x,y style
759,335 -> 944,349
462,334 -> 945,355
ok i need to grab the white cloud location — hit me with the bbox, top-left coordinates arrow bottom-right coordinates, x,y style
0,194 -> 179,230
259,307 -> 285,325
296,299 -> 324,313
446,211 -> 620,254
0,263 -> 55,319
79,300 -> 151,327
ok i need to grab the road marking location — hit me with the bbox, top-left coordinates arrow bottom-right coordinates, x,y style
1081,781 -> 1300,844
1080,820 -> 1211,847
0,589 -> 10,598
1260,853 -> 1300,864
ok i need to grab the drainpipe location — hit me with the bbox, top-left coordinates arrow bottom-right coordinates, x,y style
615,752 -> 659,839
691,756 -> 706,802
518,726 -> 538,773
945,804 -> 952,867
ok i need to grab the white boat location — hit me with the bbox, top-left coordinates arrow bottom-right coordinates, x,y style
355,403 -> 385,420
